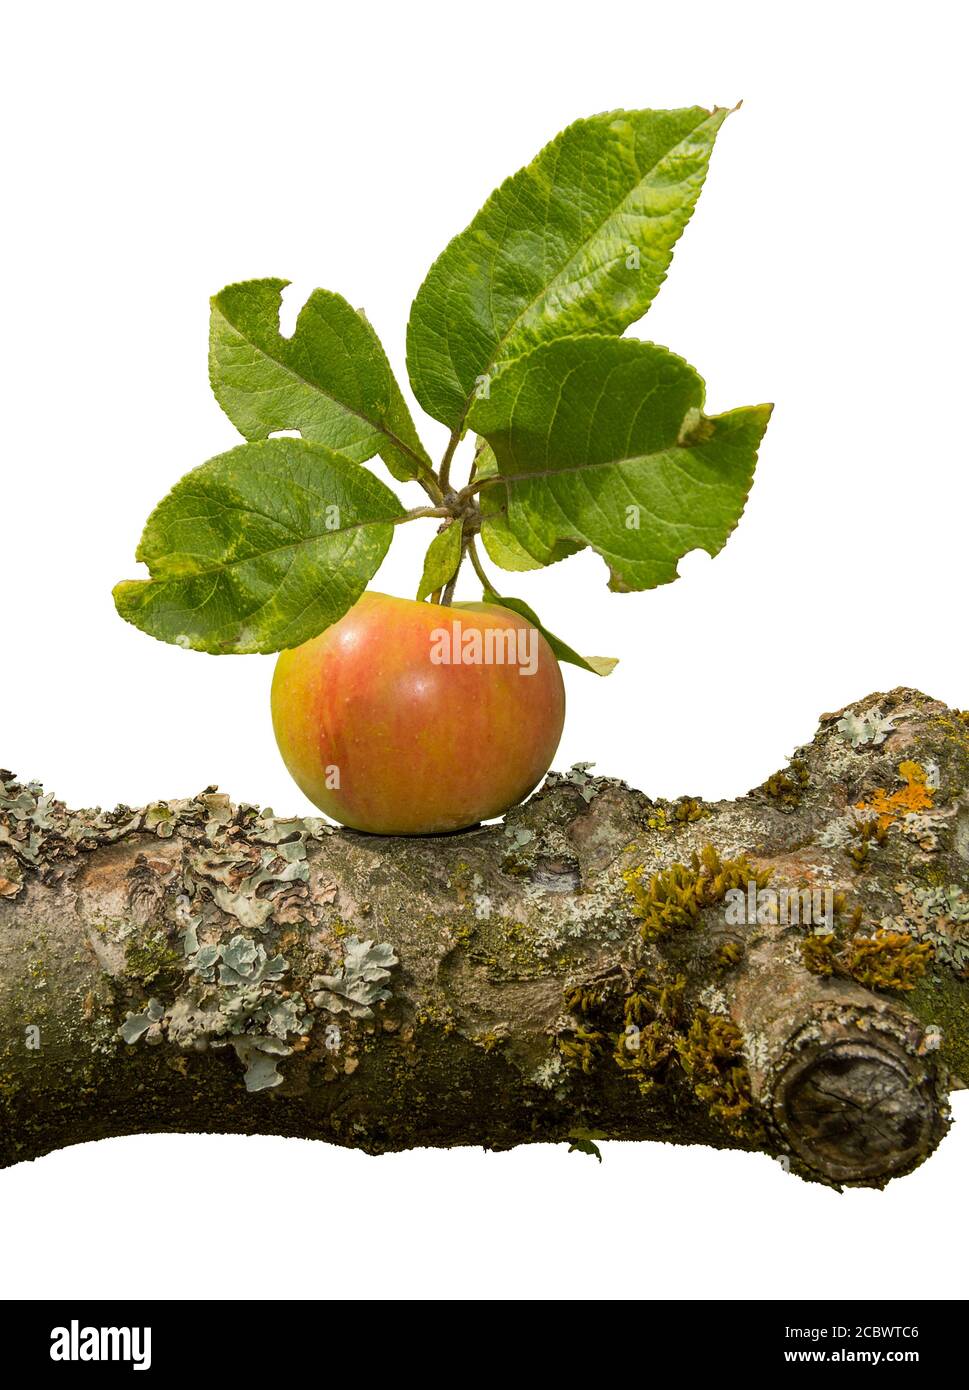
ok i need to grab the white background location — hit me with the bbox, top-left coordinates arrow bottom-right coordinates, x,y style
1,0 -> 966,1300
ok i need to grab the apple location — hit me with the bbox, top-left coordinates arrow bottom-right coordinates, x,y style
271,591 -> 566,834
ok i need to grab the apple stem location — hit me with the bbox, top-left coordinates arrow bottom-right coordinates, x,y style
467,535 -> 496,595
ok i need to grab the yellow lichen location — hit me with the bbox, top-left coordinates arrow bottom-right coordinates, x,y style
856,761 -> 934,832
934,712 -> 969,757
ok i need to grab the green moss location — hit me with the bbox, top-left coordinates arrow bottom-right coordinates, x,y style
845,932 -> 933,990
123,933 -> 184,994
556,962 -> 766,1138
675,1009 -> 764,1142
627,970 -> 685,1028
564,977 -> 617,1017
624,844 -> 772,942
907,969 -> 969,1083
610,968 -> 684,1094
455,913 -> 559,981
801,933 -> 838,976
847,816 -> 888,870
643,797 -> 708,830
763,757 -> 810,809
557,1026 -> 607,1074
713,940 -> 745,971
613,1019 -> 675,1094
801,929 -> 932,992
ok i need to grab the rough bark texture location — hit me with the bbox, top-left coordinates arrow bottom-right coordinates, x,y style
1,688 -> 967,1187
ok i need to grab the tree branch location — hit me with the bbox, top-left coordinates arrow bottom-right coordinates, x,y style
1,688 -> 966,1187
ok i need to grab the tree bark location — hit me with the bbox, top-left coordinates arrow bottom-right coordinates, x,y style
1,687 -> 967,1187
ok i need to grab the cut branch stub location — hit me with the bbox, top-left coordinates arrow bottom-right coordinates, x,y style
768,1007 -> 949,1184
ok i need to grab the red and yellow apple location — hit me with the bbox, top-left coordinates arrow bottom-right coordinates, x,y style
271,591 -> 565,834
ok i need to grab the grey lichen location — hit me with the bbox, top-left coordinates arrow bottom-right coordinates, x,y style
120,997 -> 166,1044
120,932 -> 315,1088
698,983 -> 731,1016
229,1036 -> 293,1092
886,882 -> 969,975
1,777 -> 60,859
504,826 -> 535,849
207,935 -> 287,988
0,770 -> 145,883
531,1051 -> 565,1090
0,771 -> 326,918
311,937 -> 399,1020
106,791 -> 331,1090
835,709 -> 897,749
185,835 -> 312,932
544,762 -> 601,803
0,853 -> 23,899
96,783 -> 338,1090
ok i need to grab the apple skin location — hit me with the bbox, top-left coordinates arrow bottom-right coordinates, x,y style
271,592 -> 566,835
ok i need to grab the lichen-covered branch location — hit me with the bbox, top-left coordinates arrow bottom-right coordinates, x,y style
1,688 -> 967,1187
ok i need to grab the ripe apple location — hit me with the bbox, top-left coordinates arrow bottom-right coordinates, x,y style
271,591 -> 566,834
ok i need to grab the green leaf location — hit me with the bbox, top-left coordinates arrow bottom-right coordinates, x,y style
480,590 -> 617,677
567,1137 -> 603,1162
416,523 -> 463,600
210,279 -> 431,483
114,438 -> 402,654
469,335 -> 771,593
407,105 -> 731,430
475,440 -> 581,572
